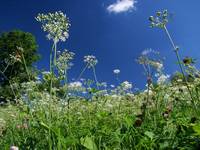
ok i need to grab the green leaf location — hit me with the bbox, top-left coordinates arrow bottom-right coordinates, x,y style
80,136 -> 98,150
144,131 -> 154,140
192,124 -> 200,136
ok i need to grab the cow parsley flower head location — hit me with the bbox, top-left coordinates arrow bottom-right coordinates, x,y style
121,81 -> 133,90
84,55 -> 98,68
36,11 -> 70,43
68,81 -> 83,91
150,61 -> 163,72
149,10 -> 169,28
69,81 -> 82,88
56,49 -> 75,74
113,69 -> 120,74
157,74 -> 170,84
110,84 -> 115,88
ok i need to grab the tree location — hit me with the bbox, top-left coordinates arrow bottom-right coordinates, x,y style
0,30 -> 40,101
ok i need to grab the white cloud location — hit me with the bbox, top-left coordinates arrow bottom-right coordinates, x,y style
107,0 -> 137,14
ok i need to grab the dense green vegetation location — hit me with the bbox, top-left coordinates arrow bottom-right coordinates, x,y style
0,30 -> 39,102
1,10 -> 200,150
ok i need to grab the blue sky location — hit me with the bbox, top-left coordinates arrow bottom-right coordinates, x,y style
0,0 -> 200,89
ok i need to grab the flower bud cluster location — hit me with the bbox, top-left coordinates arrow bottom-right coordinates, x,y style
149,10 -> 169,28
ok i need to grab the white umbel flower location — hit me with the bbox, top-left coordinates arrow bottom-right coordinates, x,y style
121,81 -> 132,90
68,81 -> 82,89
113,69 -> 120,74
84,55 -> 98,68
36,11 -> 70,43
157,74 -> 170,84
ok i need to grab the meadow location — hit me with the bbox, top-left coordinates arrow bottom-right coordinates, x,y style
1,10 -> 200,150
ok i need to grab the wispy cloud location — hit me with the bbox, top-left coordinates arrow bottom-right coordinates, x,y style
107,0 -> 137,14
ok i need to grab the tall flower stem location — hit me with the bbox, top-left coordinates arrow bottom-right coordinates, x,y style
163,25 -> 196,109
76,63 -> 88,81
115,74 -> 120,84
92,66 -> 99,89
64,65 -> 70,109
53,40 -> 57,71
50,42 -> 55,97
2,62 -> 10,74
21,52 -> 31,81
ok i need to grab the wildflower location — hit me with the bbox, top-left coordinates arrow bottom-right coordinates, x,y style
100,82 -> 107,88
80,78 -> 85,82
110,84 -> 115,88
154,62 -> 163,71
68,81 -> 83,91
113,69 -> 120,74
84,55 -> 98,68
126,93 -> 134,97
111,94 -> 118,98
56,49 -> 75,74
149,10 -> 169,28
36,11 -> 70,42
121,81 -> 132,90
9,52 -> 22,63
144,88 -> 153,95
157,74 -> 170,84
82,91 -> 87,95
141,48 -> 159,56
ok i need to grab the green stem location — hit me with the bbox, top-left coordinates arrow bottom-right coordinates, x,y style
92,66 -> 99,89
76,64 -> 88,81
53,40 -> 57,70
2,62 -> 10,74
50,42 -> 55,97
163,25 -> 197,109
64,66 -> 70,109
21,52 -> 31,81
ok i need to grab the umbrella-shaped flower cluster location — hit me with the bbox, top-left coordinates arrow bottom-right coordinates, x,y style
149,10 -> 169,28
56,49 -> 75,74
36,11 -> 70,42
84,55 -> 98,68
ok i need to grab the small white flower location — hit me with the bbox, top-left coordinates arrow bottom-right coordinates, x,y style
101,82 -> 107,88
113,69 -> 120,74
110,84 -> 115,88
68,81 -> 82,89
82,91 -> 87,94
127,93 -> 135,97
157,74 -> 170,84
36,11 -> 70,43
111,94 -> 118,98
154,62 -> 163,71
121,81 -> 132,90
84,55 -> 98,68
